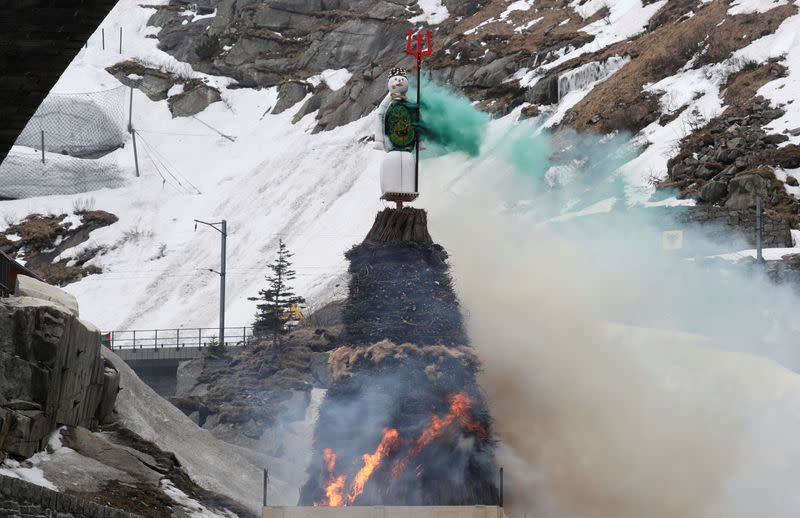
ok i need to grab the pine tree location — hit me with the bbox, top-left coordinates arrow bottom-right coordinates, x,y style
249,239 -> 305,342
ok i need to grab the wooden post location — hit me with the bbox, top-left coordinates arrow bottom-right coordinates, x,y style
40,131 -> 45,163
198,328 -> 202,347
499,467 -> 504,507
756,195 -> 764,262
132,329 -> 136,351
102,28 -> 105,50
176,328 -> 180,348
263,468 -> 268,507
119,27 -> 123,54
154,329 -> 158,348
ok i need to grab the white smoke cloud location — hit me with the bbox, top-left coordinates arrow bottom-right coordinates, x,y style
423,122 -> 800,518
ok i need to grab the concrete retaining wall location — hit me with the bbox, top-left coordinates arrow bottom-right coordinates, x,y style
262,507 -> 506,518
0,474 -> 139,518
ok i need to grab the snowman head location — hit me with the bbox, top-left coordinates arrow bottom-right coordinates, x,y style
388,67 -> 409,99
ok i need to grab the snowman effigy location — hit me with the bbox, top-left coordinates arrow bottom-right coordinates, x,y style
374,68 -> 419,208
374,31 -> 432,209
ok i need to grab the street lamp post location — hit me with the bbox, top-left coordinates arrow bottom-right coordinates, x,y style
194,219 -> 227,346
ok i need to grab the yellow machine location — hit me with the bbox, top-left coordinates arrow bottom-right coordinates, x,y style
281,304 -> 305,326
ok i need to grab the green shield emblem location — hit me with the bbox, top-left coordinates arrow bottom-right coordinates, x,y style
384,102 -> 416,151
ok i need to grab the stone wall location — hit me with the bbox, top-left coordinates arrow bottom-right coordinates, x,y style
0,1 -> 120,165
0,294 -> 119,458
0,474 -> 138,518
677,205 -> 793,249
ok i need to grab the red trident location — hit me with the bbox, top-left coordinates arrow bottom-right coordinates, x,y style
405,29 -> 432,194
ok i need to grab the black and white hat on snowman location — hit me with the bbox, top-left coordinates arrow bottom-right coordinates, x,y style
389,67 -> 408,78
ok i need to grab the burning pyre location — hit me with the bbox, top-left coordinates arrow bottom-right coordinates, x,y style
299,209 -> 500,506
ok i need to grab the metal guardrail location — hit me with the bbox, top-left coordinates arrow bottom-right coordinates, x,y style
101,326 -> 255,350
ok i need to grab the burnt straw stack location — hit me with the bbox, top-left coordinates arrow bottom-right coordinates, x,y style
299,208 -> 500,507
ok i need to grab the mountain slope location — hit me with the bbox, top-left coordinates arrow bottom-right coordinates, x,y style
0,0 -> 799,332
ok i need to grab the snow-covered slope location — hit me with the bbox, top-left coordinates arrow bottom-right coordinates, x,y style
2,0 -> 800,332
4,1 -> 800,515
104,347 -> 306,512
0,0 -> 386,330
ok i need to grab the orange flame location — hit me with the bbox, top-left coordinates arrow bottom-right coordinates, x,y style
316,448 -> 346,507
320,392 -> 488,502
392,392 -> 487,479
450,392 -> 487,436
348,428 -> 400,503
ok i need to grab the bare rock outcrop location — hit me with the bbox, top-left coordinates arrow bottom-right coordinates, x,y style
0,277 -> 119,458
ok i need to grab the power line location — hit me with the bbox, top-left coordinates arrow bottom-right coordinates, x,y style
135,132 -> 202,194
136,129 -> 217,137
191,115 -> 236,142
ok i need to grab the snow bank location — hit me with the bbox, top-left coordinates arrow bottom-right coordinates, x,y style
103,348 -> 298,512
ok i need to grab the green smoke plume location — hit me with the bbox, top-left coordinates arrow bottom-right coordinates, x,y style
410,79 -> 551,178
410,80 -> 489,157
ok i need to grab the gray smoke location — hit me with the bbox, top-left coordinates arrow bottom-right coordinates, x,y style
422,122 -> 800,518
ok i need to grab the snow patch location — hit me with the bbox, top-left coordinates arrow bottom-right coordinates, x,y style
161,479 -> 235,518
621,63 -> 728,202
731,9 -> 800,143
514,16 -> 544,33
409,0 -> 450,25
570,0 -> 609,19
546,0 -> 666,70
728,0 -> 790,15
773,168 -> 800,198
500,0 -> 534,20
308,69 -> 352,91
0,428 -> 65,491
168,84 -> 185,97
711,248 -> 800,262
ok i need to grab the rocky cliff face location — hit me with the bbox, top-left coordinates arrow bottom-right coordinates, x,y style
141,1 -> 800,245
0,281 -> 118,458
170,327 -> 335,455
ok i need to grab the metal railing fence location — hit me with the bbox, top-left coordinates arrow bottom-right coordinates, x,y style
102,326 -> 255,350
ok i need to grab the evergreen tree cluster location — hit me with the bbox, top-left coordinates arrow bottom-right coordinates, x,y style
249,239 -> 305,340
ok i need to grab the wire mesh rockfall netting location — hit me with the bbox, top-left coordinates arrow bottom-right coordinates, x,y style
15,86 -> 128,157
0,86 -> 130,199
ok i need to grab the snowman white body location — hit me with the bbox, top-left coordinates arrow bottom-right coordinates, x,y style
375,73 -> 418,202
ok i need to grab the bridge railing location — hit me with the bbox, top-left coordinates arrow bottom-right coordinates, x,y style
102,326 -> 255,350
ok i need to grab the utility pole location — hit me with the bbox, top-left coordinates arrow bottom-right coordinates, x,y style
756,195 -> 764,262
194,219 -> 227,345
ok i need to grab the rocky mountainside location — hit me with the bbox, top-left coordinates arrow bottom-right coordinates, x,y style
121,0 -> 800,276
